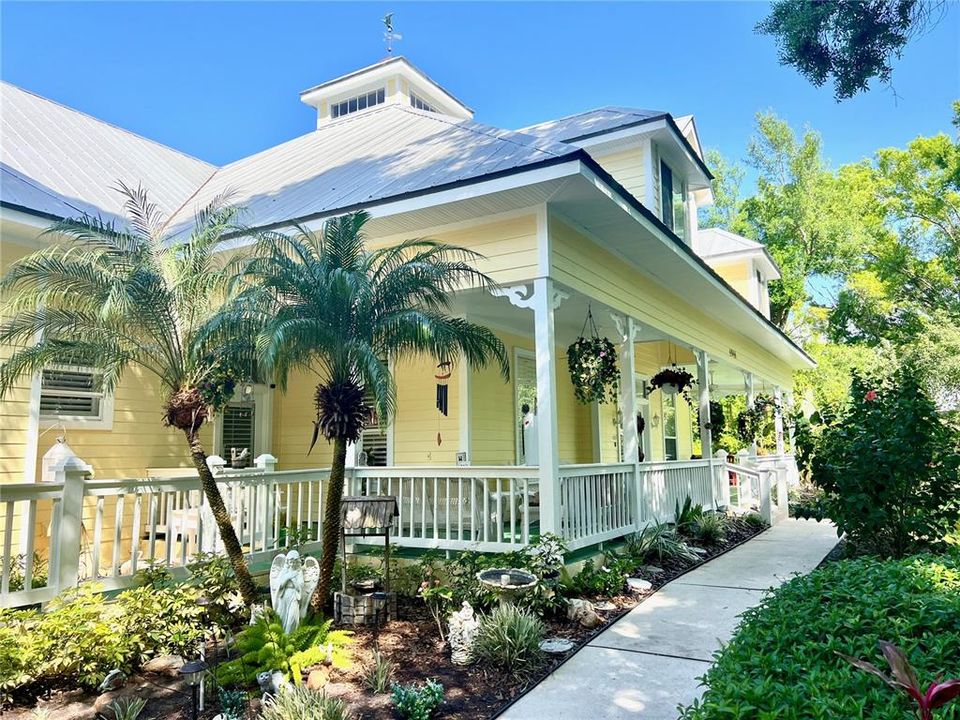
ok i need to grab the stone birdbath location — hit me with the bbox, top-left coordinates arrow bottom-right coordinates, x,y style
477,568 -> 538,606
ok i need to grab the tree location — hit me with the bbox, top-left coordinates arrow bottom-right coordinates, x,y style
235,211 -> 509,607
0,186 -> 260,605
741,112 -> 876,328
697,149 -> 749,233
757,0 -> 947,100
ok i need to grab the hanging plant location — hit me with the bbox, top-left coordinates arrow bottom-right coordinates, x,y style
649,364 -> 696,404
709,400 -> 725,430
736,394 -> 778,445
567,306 -> 620,405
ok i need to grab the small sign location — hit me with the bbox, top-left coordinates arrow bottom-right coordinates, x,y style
456,452 -> 469,466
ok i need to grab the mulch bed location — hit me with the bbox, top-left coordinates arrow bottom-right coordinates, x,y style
9,520 -> 767,720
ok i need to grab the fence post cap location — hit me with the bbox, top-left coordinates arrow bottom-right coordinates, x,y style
206,455 -> 227,474
255,453 -> 278,469
714,449 -> 728,459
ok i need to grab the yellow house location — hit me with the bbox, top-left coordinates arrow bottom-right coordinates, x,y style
0,57 -> 811,604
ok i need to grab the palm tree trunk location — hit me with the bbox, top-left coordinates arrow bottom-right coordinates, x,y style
312,435 -> 348,611
185,431 -> 259,607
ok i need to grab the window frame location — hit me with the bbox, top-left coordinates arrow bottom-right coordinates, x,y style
38,364 -> 115,430
662,392 -> 678,461
330,87 -> 386,119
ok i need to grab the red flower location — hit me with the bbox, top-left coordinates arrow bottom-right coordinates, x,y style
864,390 -> 878,402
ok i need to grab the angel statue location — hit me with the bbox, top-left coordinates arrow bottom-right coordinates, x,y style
269,550 -> 320,634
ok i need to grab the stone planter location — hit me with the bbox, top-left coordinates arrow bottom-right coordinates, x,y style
334,591 -> 397,626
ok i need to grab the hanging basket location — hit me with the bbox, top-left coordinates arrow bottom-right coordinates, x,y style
566,306 -> 620,405
649,365 -> 696,404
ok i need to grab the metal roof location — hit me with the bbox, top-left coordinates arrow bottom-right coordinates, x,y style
0,81 -> 215,224
517,106 -> 667,144
166,103 -> 578,234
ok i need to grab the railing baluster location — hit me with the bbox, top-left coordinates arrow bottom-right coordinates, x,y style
1,502 -> 14,594
111,494 -> 124,577
92,497 -> 105,578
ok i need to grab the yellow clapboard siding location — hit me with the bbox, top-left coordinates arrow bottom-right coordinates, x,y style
549,217 -> 793,386
592,145 -> 647,203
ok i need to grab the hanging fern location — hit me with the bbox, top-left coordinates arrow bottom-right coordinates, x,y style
649,365 -> 696,404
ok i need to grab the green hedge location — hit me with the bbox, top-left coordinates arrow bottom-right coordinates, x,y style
681,551 -> 960,719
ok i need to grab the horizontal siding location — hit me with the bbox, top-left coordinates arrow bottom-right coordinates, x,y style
549,216 -> 793,387
272,369 -> 335,470
0,239 -> 34,484
592,146 -> 646,205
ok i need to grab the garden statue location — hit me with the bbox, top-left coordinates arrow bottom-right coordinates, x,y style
269,550 -> 320,634
447,601 -> 480,665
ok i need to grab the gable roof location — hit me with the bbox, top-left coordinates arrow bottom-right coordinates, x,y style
166,103 -> 578,234
696,227 -> 781,279
0,82 -> 215,223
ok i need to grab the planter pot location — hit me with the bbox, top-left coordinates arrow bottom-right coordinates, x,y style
660,383 -> 679,397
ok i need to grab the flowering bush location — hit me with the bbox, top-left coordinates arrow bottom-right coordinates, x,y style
813,365 -> 960,557
567,336 -> 620,404
649,365 -> 696,404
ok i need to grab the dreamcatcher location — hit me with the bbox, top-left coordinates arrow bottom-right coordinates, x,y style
435,360 -> 452,445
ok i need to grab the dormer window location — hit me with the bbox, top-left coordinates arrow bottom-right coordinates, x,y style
330,87 -> 385,119
409,92 -> 437,113
660,159 -> 686,242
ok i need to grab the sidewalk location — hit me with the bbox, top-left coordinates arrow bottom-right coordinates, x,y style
500,519 -> 839,720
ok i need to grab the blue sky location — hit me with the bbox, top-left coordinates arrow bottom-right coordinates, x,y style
2,2 -> 957,178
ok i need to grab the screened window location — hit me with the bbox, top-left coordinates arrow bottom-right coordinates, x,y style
409,93 -> 437,112
330,88 -> 386,119
40,366 -> 108,422
662,393 -> 678,461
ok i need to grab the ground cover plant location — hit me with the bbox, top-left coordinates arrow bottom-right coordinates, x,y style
680,550 -> 960,719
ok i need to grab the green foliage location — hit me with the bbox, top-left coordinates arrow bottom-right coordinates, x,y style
813,365 -> 960,557
473,605 -> 545,678
217,687 -> 248,720
680,551 -> 960,719
106,697 -> 147,720
625,521 -> 700,565
674,495 -> 705,536
756,0 -> 939,100
186,552 -> 245,623
742,512 -> 768,530
789,481 -> 830,522
735,394 -> 778,450
0,580 -> 214,700
261,685 -> 354,720
567,335 -> 620,404
391,679 -> 445,720
363,650 -> 394,694
567,555 -> 633,597
3,554 -> 47,593
691,512 -> 728,546
216,612 -> 354,688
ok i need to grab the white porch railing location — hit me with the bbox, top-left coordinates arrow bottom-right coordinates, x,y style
0,453 -> 794,608
559,464 -> 636,551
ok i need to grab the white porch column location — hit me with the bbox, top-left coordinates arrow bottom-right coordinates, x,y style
695,350 -> 712,460
785,390 -> 796,454
52,454 -> 92,593
532,277 -> 561,535
743,371 -> 756,457
616,316 -> 639,464
773,385 -> 785,456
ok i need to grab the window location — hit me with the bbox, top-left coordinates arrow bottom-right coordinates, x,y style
515,350 -> 537,465
40,366 -> 113,427
221,403 -> 255,460
330,88 -> 385,119
662,393 -> 678,461
659,160 -> 686,241
409,92 -> 437,113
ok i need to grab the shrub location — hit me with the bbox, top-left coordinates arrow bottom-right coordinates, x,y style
217,687 -> 248,720
5,553 -> 47,592
363,650 -> 394,694
625,521 -> 699,564
186,552 -> 245,623
789,481 -> 829,521
473,604 -> 545,677
674,496 -> 705,536
391,679 -> 444,720
680,551 -> 960,719
691,512 -> 727,545
742,512 -> 767,530
216,612 -> 353,687
261,685 -> 353,720
106,697 -> 147,720
814,366 -> 960,557
566,556 -> 631,597
114,584 -> 207,665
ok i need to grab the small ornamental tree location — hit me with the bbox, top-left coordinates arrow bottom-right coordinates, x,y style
812,364 -> 960,557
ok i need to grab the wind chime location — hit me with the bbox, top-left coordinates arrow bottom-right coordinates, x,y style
434,360 -> 452,446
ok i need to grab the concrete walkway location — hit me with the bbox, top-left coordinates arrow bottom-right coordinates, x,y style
500,519 -> 838,720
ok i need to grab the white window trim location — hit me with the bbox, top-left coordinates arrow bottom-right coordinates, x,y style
661,391 -> 678,461
38,364 -> 115,431
212,383 -> 273,459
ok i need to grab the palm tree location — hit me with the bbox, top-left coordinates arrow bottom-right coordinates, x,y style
0,185 -> 260,605
236,210 -> 509,607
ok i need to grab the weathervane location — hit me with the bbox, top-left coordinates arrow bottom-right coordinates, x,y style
382,13 -> 402,55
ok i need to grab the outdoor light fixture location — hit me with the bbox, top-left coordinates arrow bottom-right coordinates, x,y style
179,659 -> 208,720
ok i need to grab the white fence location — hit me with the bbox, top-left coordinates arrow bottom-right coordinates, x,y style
0,452 -> 794,608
